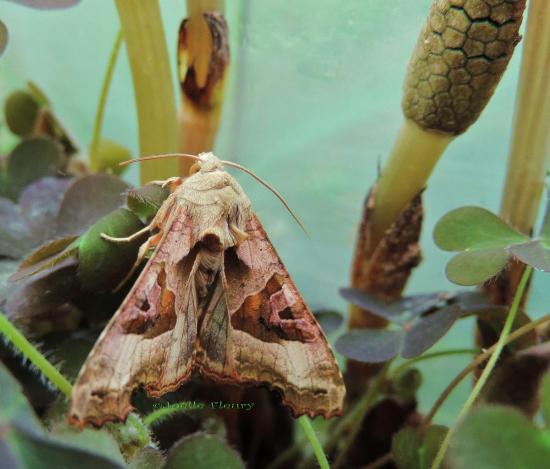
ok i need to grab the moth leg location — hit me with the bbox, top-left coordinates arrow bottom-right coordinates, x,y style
101,224 -> 152,243
112,232 -> 162,292
229,224 -> 249,245
150,176 -> 184,191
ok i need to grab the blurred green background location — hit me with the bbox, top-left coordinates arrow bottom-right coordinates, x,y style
1,0 -> 548,425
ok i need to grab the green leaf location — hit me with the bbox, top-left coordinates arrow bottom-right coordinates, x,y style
56,174 -> 130,235
510,241 -> 550,273
95,139 -> 131,175
335,329 -> 404,362
78,208 -> 144,291
126,183 -> 169,220
392,427 -> 421,469
128,448 -> 165,469
50,423 -> 125,465
421,425 -> 448,468
445,248 -> 509,286
26,81 -> 50,106
107,414 -> 151,461
449,406 -> 550,469
0,364 -> 124,469
434,207 -> 528,251
4,91 -> 40,137
6,137 -> 64,199
0,362 -> 43,432
541,372 -> 550,425
0,20 -> 8,56
6,429 -> 125,469
164,433 -> 245,469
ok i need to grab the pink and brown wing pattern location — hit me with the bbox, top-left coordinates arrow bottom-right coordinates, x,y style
69,205 -> 200,427
198,214 -> 345,418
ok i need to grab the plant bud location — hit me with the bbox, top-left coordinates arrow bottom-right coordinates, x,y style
403,0 -> 526,135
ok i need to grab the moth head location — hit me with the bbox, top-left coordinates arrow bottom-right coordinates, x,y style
119,152 -> 307,234
189,152 -> 223,175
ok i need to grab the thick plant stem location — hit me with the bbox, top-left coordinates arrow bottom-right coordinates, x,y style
298,416 -> 330,469
90,30 -> 123,171
367,0 -> 526,252
115,0 -> 179,183
368,119 -> 452,250
430,266 -> 533,469
500,0 -> 550,234
178,0 -> 229,175
0,311 -> 72,398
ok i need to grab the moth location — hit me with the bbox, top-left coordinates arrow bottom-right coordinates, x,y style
69,152 -> 345,427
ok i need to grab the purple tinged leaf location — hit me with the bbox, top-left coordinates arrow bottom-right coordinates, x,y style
0,260 -> 19,304
6,0 -> 80,9
340,288 -> 454,323
399,292 -> 450,318
19,177 -> 72,242
313,310 -> 344,335
335,329 -> 404,363
339,288 -> 405,321
510,241 -> 550,272
402,305 -> 461,358
56,174 -> 130,236
452,291 -> 492,313
6,256 -> 79,321
0,197 -> 34,258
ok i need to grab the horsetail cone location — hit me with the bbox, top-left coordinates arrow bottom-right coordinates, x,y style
403,0 -> 526,135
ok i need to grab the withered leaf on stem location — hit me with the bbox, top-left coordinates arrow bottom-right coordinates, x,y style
69,153 -> 345,427
347,186 -> 423,392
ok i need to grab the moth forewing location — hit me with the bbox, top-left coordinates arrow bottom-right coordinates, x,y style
69,153 -> 345,427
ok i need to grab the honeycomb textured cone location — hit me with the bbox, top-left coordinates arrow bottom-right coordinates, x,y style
403,0 -> 526,135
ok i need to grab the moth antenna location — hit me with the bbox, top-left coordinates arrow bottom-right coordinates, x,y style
119,153 -> 202,167
222,160 -> 308,236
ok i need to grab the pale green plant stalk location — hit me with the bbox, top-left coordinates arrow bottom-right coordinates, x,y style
500,0 -> 550,234
143,404 -> 189,427
0,311 -> 72,398
298,416 -> 330,469
431,266 -> 533,469
89,30 -> 123,171
115,0 -> 179,183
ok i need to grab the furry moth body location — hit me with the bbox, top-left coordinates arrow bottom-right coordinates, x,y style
69,153 -> 345,426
